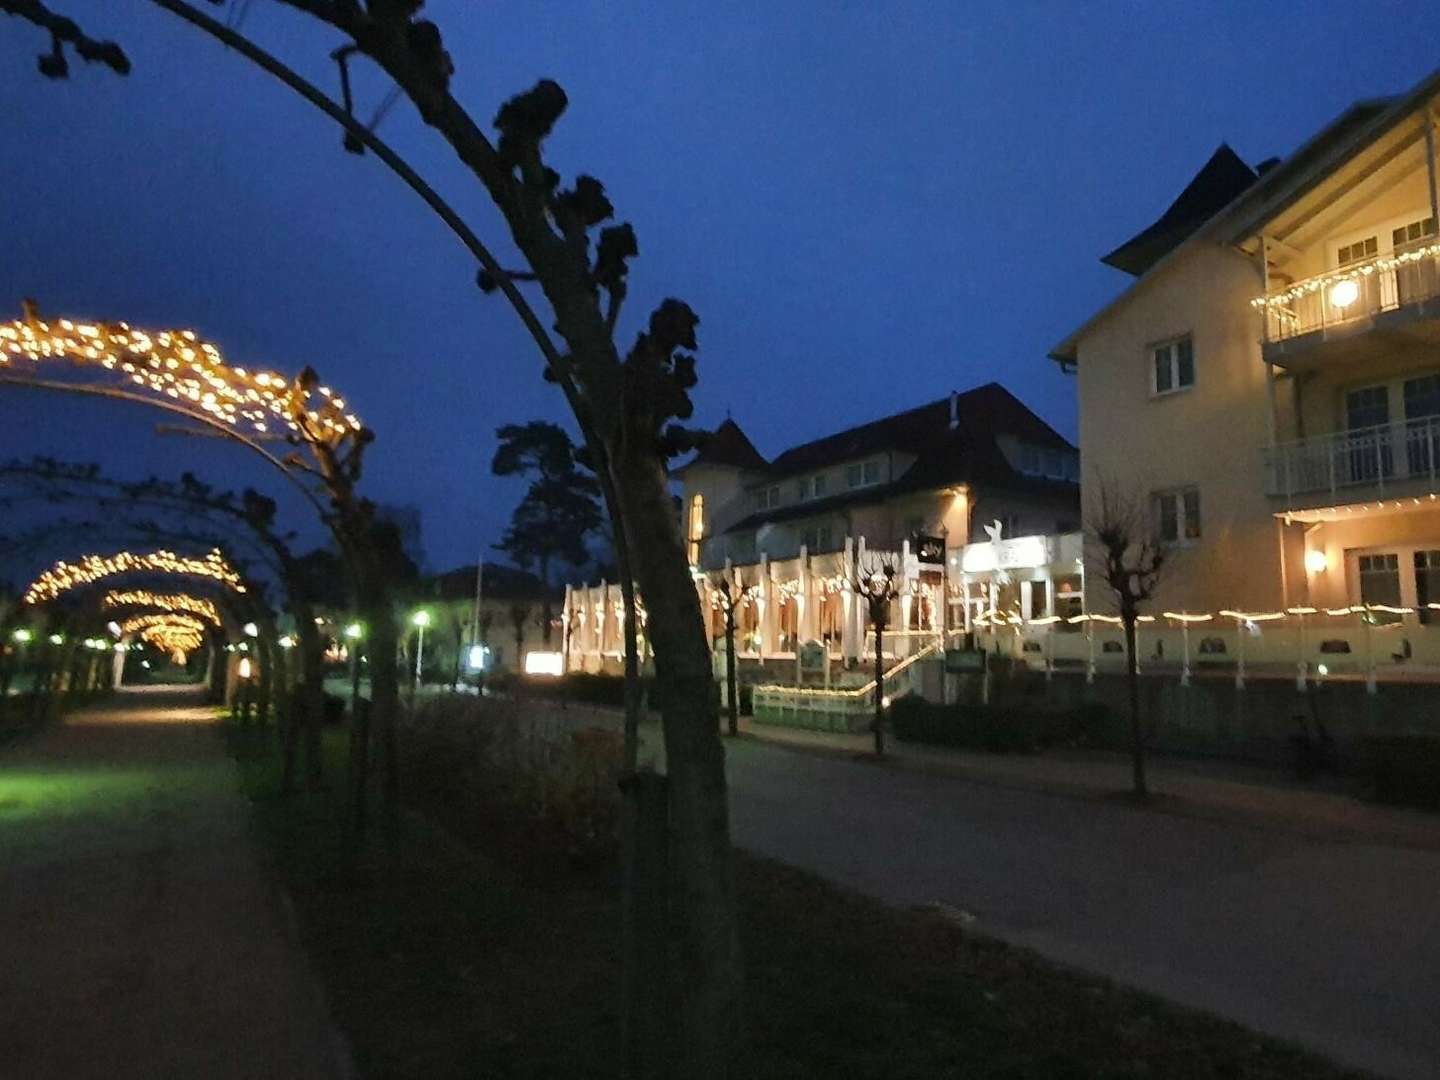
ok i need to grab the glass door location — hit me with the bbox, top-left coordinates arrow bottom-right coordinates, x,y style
1358,552 -> 1403,624
1403,374 -> 1440,479
1345,385 -> 1392,484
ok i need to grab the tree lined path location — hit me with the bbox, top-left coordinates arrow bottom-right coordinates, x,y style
0,687 -> 346,1079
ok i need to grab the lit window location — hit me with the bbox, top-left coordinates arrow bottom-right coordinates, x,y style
687,494 -> 704,566
1152,336 -> 1194,396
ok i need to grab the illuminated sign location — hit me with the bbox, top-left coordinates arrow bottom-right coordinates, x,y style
523,651 -> 564,677
960,534 -> 1051,574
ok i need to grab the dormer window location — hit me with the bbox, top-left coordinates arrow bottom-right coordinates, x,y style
755,485 -> 780,510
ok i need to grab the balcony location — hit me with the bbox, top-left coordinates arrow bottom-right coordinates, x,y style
1263,417 -> 1440,508
1256,237 -> 1440,366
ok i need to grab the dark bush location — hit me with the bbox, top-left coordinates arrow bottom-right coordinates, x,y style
322,693 -> 347,726
1363,735 -> 1440,811
891,695 -> 1108,754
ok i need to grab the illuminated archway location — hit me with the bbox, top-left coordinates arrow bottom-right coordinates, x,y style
22,548 -> 245,605
103,590 -> 223,628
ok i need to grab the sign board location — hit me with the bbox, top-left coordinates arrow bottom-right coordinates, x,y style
944,648 -> 986,674
914,534 -> 946,565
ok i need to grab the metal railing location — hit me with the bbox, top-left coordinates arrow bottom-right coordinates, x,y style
1264,417 -> 1440,500
1258,237 -> 1440,344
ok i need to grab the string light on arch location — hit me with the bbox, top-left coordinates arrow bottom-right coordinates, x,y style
103,590 -> 222,627
23,548 -> 245,604
0,308 -> 363,442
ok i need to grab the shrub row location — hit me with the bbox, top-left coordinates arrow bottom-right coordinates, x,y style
1362,734 -> 1440,811
890,695 -> 1110,754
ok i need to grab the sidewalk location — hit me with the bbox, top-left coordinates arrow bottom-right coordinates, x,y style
733,716 -> 1440,852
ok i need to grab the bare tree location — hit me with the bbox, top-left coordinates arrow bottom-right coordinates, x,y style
5,5 -> 740,1071
708,570 -> 753,738
851,558 -> 900,757
1087,479 -> 1167,800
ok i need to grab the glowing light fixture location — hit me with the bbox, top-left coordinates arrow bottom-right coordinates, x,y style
411,609 -> 431,628
523,651 -> 564,677
238,657 -> 253,679
1329,279 -> 1359,309
243,622 -> 259,637
12,628 -> 32,644
1304,549 -> 1329,574
48,634 -> 63,646
344,622 -> 363,640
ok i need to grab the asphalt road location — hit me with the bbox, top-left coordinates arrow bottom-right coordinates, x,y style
725,738 -> 1440,1080
0,687 -> 346,1079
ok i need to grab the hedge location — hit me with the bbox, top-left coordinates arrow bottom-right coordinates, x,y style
1362,735 -> 1440,811
890,695 -> 1109,754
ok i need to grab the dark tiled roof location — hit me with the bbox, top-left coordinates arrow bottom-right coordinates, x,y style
724,383 -> 1077,534
674,419 -> 768,473
1101,144 -> 1259,276
428,563 -> 560,602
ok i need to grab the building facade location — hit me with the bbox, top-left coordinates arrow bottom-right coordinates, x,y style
1053,69 -> 1440,672
564,383 -> 1082,676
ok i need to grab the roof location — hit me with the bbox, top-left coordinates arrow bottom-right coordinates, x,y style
1049,67 -> 1440,365
722,383 -> 1076,534
428,563 -> 560,603
1100,144 -> 1258,276
672,418 -> 768,473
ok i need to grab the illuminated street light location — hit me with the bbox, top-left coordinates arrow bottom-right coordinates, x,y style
48,634 -> 64,646
243,622 -> 258,637
411,609 -> 431,698
344,622 -> 363,640
278,635 -> 296,649
12,628 -> 32,644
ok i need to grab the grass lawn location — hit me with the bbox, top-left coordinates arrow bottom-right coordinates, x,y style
230,725 -> 1368,1079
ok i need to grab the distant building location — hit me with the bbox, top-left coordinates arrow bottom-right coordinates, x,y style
564,383 -> 1081,673
421,562 -> 561,676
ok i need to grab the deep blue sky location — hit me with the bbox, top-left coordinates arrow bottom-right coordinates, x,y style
3,2 -> 1439,579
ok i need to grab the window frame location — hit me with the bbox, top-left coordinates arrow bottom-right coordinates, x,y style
1153,486 -> 1201,547
1149,334 -> 1195,399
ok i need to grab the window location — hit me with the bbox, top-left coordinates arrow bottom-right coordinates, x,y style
1336,235 -> 1377,265
1416,550 -> 1440,625
687,494 -> 704,566
846,464 -> 863,488
1151,336 -> 1194,396
1154,487 -> 1201,544
1019,444 -> 1040,474
1358,553 -> 1402,624
755,485 -> 780,510
847,460 -> 882,488
863,460 -> 882,484
801,524 -> 834,552
813,474 -> 828,497
797,477 -> 810,501
1392,217 -> 1436,249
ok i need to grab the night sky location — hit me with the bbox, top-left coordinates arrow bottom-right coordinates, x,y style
3,2 -> 1438,581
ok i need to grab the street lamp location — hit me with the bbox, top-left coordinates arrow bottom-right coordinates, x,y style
343,622 -> 364,719
12,628 -> 32,644
411,609 -> 431,700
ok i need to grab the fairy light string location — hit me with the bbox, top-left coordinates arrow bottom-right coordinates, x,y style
23,548 -> 245,604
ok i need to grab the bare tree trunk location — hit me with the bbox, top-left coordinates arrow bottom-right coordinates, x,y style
1124,614 -> 1147,798
284,602 -> 326,793
872,625 -> 885,757
725,612 -> 739,738
613,448 -> 739,1078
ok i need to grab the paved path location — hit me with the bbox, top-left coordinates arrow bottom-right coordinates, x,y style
0,686 -> 346,1079
725,736 -> 1440,1080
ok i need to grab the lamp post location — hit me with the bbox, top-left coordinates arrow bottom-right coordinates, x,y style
344,622 -> 364,720
410,609 -> 431,704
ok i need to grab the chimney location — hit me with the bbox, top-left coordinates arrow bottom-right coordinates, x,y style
948,390 -> 959,429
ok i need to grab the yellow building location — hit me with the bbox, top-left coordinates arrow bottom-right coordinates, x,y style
1053,70 -> 1440,673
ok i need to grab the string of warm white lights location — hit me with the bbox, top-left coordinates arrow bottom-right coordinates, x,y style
967,603 -> 1440,629
103,590 -> 222,627
1251,240 -> 1440,307
134,619 -> 207,659
118,612 -> 208,636
0,311 -> 362,441
23,548 -> 245,604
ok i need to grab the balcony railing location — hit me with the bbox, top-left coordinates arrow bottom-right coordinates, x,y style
1263,417 -> 1440,501
1255,237 -> 1440,345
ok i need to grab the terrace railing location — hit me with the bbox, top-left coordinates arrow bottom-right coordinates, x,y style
1263,417 -> 1440,501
